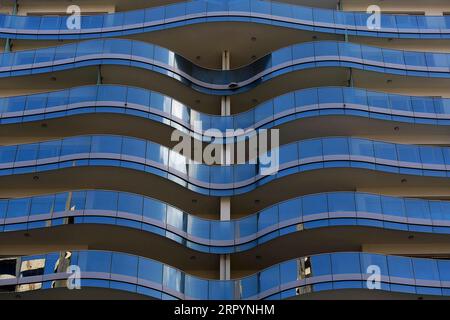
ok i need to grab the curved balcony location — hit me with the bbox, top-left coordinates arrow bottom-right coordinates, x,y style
1,190 -> 450,254
1,250 -> 450,300
1,85 -> 450,146
1,0 -> 450,40
1,40 -> 450,96
0,135 -> 450,197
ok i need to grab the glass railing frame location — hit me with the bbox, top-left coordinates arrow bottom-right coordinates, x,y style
1,40 -> 450,95
1,0 -> 450,40
2,250 -> 450,300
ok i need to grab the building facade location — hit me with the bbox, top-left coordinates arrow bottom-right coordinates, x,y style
0,0 -> 450,299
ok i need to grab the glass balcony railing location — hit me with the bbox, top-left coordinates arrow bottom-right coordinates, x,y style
1,190 -> 450,254
0,135 -> 449,197
1,40 -> 450,95
0,0 -> 450,40
1,250 -> 449,299
2,85 -> 450,135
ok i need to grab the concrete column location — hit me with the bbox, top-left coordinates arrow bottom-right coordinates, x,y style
221,51 -> 231,116
220,50 -> 231,281
219,197 -> 231,280
222,50 -> 230,71
221,96 -> 231,116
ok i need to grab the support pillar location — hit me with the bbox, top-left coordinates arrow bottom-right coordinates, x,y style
219,197 -> 231,280
219,50 -> 231,280
221,51 -> 231,116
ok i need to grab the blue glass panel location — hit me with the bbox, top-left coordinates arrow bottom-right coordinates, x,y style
30,195 -> 54,216
381,195 -> 405,217
69,191 -> 86,211
258,206 -> 278,231
278,198 -> 301,222
356,193 -> 382,214
143,197 -> 166,221
387,256 -> 414,278
438,260 -> 450,281
97,85 -> 126,102
310,254 -> 332,276
209,281 -> 233,300
239,275 -> 258,299
360,253 -> 389,275
419,146 -> 444,165
412,259 -> 440,281
404,199 -> 431,220
188,215 -> 210,240
3,96 -> 26,113
295,88 -> 318,107
163,265 -> 183,293
0,146 -> 17,163
299,139 -> 322,159
327,192 -> 355,212
118,192 -> 143,216
91,135 -> 122,154
85,190 -> 118,211
303,194 -> 327,216
166,206 -> 184,229
237,215 -> 257,239
349,139 -> 374,157
16,143 -> 38,162
323,137 -> 349,155
274,92 -> 295,114
211,220 -> 234,241
38,140 -> 61,159
259,265 -> 280,292
146,141 -> 168,165
25,93 -> 47,111
6,198 -> 30,218
61,136 -> 91,156
0,200 -> 7,219
111,252 -> 138,277
138,257 -> 163,284
122,137 -> 146,158
397,144 -> 421,163
374,141 -> 397,161
318,87 -> 343,104
185,275 -> 208,300
77,251 -> 112,273
331,253 -> 361,274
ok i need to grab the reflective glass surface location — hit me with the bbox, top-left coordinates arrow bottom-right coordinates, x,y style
1,0 -> 449,41
2,86 -> 450,139
0,134 -> 449,198
1,40 -> 450,95
1,190 -> 450,254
